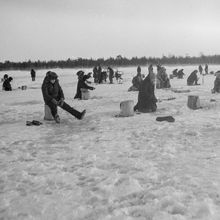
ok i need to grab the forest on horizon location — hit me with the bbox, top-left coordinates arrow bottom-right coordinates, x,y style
1,54 -> 220,71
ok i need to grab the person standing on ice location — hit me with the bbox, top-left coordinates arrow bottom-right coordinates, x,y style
30,69 -> 36,81
74,71 -> 95,99
42,71 -> 86,123
198,65 -> 203,75
134,66 -> 157,113
205,64 -> 209,75
187,70 -> 199,86
107,67 -> 114,84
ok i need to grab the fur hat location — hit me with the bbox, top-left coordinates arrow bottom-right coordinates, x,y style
47,71 -> 58,80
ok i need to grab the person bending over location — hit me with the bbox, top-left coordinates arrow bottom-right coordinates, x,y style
42,71 -> 86,123
74,71 -> 95,99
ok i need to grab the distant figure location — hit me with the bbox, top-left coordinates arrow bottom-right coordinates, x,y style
212,71 -> 220,93
156,66 -> 171,89
107,67 -> 114,84
31,69 -> 36,81
134,70 -> 157,113
187,70 -> 199,86
93,66 -> 98,83
137,66 -> 141,74
101,71 -> 108,83
3,76 -> 13,91
205,64 -> 209,75
97,65 -> 102,84
172,69 -> 178,77
74,71 -> 95,99
198,65 -> 203,75
115,71 -> 123,83
42,71 -> 86,123
177,69 -> 184,79
2,74 -> 8,90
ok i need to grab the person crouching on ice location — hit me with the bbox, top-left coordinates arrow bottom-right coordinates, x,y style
42,71 -> 86,123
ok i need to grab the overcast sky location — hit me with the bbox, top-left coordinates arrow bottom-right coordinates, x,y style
0,0 -> 220,61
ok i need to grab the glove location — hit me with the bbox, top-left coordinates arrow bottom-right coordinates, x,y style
51,99 -> 58,105
59,98 -> 64,107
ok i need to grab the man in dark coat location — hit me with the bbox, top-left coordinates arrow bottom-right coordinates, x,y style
212,73 -> 220,93
74,71 -> 95,99
42,71 -> 86,123
3,77 -> 13,91
134,71 -> 157,113
31,69 -> 36,81
187,70 -> 199,86
177,69 -> 184,79
107,67 -> 114,84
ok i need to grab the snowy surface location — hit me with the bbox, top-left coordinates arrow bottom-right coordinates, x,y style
1,66 -> 220,220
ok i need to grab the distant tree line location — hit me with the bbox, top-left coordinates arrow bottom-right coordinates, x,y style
1,54 -> 220,71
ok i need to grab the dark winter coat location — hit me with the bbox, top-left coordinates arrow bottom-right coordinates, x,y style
31,69 -> 36,78
132,73 -> 143,90
187,70 -> 198,86
3,78 -> 12,91
213,76 -> 220,93
134,73 -> 157,113
74,76 -> 94,99
41,75 -> 64,104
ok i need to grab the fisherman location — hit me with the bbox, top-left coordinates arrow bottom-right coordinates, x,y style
107,67 -> 114,84
134,67 -> 157,112
198,65 -> 203,75
187,70 -> 199,86
177,69 -> 184,79
74,71 -> 95,99
205,64 -> 209,75
212,71 -> 220,93
42,71 -> 86,123
3,76 -> 13,91
30,69 -> 36,81
156,66 -> 171,88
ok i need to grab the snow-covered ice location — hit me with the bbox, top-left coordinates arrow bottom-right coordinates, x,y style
1,66 -> 220,220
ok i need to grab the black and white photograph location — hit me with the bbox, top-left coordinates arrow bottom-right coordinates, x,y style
1,0 -> 220,219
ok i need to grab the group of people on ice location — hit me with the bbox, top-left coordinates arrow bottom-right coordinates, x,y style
1,74 -> 13,91
2,62 -> 220,124
93,65 -> 123,84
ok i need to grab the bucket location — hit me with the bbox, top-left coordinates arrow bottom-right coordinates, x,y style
81,88 -> 90,100
120,100 -> 134,117
21,85 -> 27,90
44,104 -> 54,120
187,95 -> 200,110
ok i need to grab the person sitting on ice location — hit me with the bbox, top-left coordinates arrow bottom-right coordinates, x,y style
156,66 -> 171,89
172,69 -> 178,77
134,68 -> 157,113
128,68 -> 143,91
177,69 -> 184,79
212,72 -> 220,93
42,71 -> 86,123
187,70 -> 199,86
3,76 -> 13,91
74,71 -> 95,99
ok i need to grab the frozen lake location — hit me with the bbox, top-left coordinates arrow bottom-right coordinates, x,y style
1,65 -> 220,219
